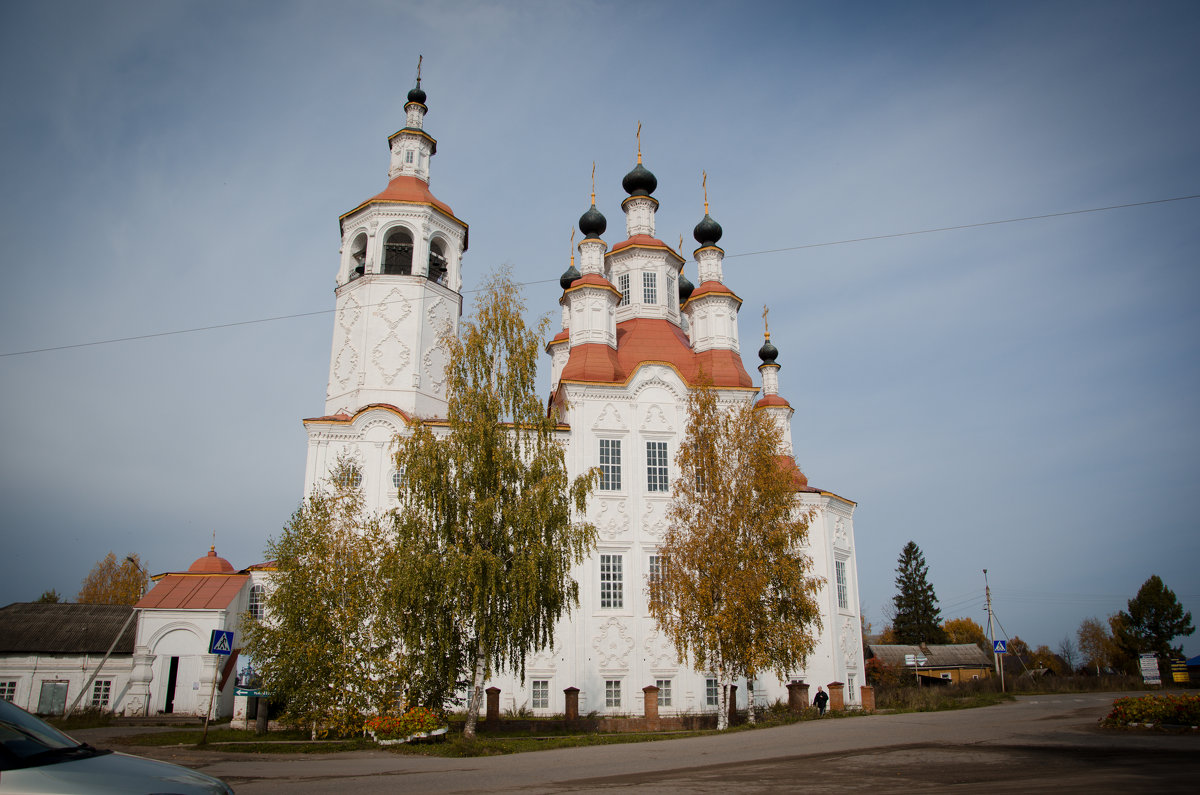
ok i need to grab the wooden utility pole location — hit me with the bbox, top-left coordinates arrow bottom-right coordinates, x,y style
984,569 -> 1004,692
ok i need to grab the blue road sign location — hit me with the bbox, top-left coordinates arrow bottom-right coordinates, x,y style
209,629 -> 234,655
993,639 -> 1007,654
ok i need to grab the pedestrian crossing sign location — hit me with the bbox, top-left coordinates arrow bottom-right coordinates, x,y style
993,640 -> 1007,654
209,629 -> 234,655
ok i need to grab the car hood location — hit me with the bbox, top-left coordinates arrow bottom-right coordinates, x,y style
0,750 -> 231,794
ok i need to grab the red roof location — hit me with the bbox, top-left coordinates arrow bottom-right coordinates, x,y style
560,318 -> 752,388
687,280 -> 741,304
340,175 -> 461,228
756,394 -> 793,409
188,547 -> 235,573
565,273 -> 619,293
608,234 -> 684,261
774,454 -> 813,491
136,573 -> 248,610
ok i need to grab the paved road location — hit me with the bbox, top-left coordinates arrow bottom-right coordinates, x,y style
80,692 -> 1199,793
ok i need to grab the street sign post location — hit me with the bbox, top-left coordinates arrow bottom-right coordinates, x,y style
203,629 -> 235,743
993,640 -> 1007,654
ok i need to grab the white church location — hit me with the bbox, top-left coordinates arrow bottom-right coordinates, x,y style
301,78 -> 865,716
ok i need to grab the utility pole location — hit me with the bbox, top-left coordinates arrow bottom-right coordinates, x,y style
984,569 -> 1004,692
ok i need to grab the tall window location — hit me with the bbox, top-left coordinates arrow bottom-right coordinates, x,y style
605,679 -> 621,708
249,584 -> 265,621
646,441 -> 668,492
647,554 -> 661,583
847,673 -> 857,702
91,680 -> 111,709
705,678 -> 719,707
656,678 -> 672,707
643,271 -> 657,304
618,273 -> 630,306
598,439 -> 622,491
667,274 -> 677,312
531,680 -> 549,709
383,228 -> 414,275
0,681 -> 15,702
600,554 -> 623,609
835,559 -> 849,610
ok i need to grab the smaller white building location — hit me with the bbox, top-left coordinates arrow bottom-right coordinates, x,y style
0,603 -> 135,715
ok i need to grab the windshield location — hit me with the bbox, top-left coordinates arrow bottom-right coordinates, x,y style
0,698 -> 84,766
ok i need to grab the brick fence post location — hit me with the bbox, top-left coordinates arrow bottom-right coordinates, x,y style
827,681 -> 844,712
860,684 -> 875,713
643,685 -> 659,728
564,687 -> 579,721
786,681 -> 809,713
485,686 -> 501,724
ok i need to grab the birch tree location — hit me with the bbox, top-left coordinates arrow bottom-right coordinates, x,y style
648,382 -> 822,730
242,458 -> 405,738
391,269 -> 596,739
77,552 -> 147,605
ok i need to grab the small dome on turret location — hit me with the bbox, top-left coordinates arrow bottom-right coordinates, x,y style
560,264 -> 581,290
622,162 -> 657,197
407,84 -> 427,105
579,203 -> 607,238
693,214 -> 723,247
759,337 -> 779,364
678,271 -> 695,303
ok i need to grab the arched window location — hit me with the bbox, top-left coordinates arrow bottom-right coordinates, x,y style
335,464 -> 363,489
383,228 -> 413,275
249,584 -> 265,621
349,233 -> 367,280
427,239 -> 448,285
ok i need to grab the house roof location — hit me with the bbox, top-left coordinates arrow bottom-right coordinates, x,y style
868,644 -> 991,668
135,573 -> 248,611
0,603 -> 136,655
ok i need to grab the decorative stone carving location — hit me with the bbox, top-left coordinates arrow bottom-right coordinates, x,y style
597,499 -> 630,541
334,337 -> 359,389
374,288 -> 412,328
593,616 -> 634,670
592,403 -> 627,430
372,333 -> 411,385
529,643 -> 558,672
424,341 -> 449,395
643,625 -> 677,670
427,298 -> 453,336
641,404 -> 671,433
839,616 -> 857,664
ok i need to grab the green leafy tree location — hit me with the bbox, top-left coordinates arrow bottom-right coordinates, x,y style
391,270 -> 597,740
77,552 -> 147,605
891,542 -> 946,645
36,589 -> 62,603
242,458 -> 405,738
1112,574 -> 1194,659
648,381 -> 822,730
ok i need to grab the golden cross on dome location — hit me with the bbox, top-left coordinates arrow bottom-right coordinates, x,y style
569,228 -> 576,267
678,234 -> 684,255
763,304 -> 771,339
636,121 -> 642,164
590,161 -> 596,204
416,54 -> 422,86
703,171 -> 710,214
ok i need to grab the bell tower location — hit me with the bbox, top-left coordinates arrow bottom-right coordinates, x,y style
323,67 -> 468,420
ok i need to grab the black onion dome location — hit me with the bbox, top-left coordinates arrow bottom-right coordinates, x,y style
407,85 -> 427,105
559,264 -> 581,291
622,162 -> 657,196
758,338 -> 779,364
693,213 -> 723,247
678,272 -> 695,303
579,204 -> 607,238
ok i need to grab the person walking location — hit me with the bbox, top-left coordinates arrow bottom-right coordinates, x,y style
813,686 -> 829,716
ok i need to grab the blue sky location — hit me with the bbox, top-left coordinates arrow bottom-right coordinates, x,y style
1,0 -> 1197,659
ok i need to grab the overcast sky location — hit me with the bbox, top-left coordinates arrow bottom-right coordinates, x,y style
1,0 -> 1197,659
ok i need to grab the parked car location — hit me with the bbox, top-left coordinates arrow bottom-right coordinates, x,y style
0,699 -> 232,794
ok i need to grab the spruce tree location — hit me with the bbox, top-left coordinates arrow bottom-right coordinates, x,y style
1113,574 -> 1194,658
891,541 -> 946,645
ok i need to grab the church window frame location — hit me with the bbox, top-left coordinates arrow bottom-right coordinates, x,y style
835,557 -> 850,611
531,679 -> 550,710
647,553 -> 661,584
656,678 -> 672,707
249,584 -> 266,621
427,237 -> 449,285
618,273 -> 630,306
405,149 -> 414,164
667,274 -> 677,313
348,232 -> 368,280
0,681 -> 16,702
600,553 -> 623,609
90,679 -> 111,709
605,679 -> 622,708
335,463 -> 363,490
646,441 -> 669,492
598,438 -> 622,491
705,678 -> 719,707
643,271 -> 657,304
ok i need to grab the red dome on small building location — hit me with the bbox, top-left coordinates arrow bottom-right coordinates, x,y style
187,546 -> 235,573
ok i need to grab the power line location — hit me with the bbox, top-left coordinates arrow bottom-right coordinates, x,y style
3,193 -> 1196,359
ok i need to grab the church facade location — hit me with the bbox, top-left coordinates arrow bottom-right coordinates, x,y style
301,81 -> 864,715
